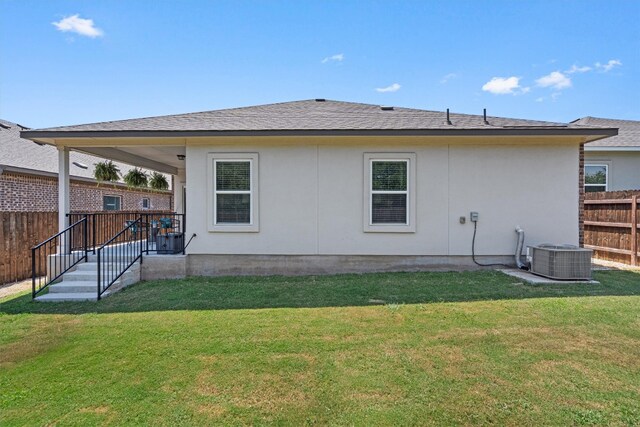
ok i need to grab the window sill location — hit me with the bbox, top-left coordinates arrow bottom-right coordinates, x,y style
209,224 -> 259,233
364,224 -> 415,233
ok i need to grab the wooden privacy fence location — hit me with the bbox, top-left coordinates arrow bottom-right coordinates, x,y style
584,191 -> 640,266
0,212 -> 58,285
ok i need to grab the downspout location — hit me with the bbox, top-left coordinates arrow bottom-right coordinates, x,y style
515,226 -> 529,270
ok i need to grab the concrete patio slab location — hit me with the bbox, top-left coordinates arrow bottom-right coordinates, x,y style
498,268 -> 600,285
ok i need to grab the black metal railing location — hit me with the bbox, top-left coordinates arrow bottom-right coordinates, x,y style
30,211 -> 185,300
96,217 -> 143,300
31,216 -> 88,298
68,212 -> 185,255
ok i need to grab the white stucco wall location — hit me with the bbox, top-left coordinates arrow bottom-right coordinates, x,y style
584,151 -> 640,191
185,138 -> 579,256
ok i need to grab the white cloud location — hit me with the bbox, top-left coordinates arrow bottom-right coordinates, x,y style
440,73 -> 458,84
321,53 -> 344,64
536,71 -> 571,90
595,59 -> 622,72
566,64 -> 592,74
535,97 -> 545,102
375,83 -> 401,93
52,14 -> 103,38
481,76 -> 522,95
551,92 -> 562,101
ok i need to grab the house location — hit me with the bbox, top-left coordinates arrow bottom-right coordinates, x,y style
21,100 -> 616,279
573,117 -> 640,192
0,118 -> 173,212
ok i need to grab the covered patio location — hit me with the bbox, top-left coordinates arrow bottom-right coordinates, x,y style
20,135 -> 189,301
43,140 -> 187,235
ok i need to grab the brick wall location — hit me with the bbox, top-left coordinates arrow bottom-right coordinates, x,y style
0,171 -> 172,212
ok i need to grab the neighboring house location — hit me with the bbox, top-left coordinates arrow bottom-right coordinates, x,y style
21,99 -> 616,276
0,119 -> 172,212
573,117 -> 640,192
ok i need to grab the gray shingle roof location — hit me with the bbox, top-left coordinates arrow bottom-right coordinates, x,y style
573,117 -> 640,147
26,99 -> 580,133
0,118 -> 163,180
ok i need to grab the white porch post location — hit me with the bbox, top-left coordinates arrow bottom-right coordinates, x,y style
173,168 -> 186,214
58,146 -> 70,252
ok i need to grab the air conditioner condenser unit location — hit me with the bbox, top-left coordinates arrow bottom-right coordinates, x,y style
528,244 -> 593,280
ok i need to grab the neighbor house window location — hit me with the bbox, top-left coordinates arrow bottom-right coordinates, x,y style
208,153 -> 259,232
141,198 -> 150,209
103,195 -> 121,211
364,153 -> 416,232
585,164 -> 608,192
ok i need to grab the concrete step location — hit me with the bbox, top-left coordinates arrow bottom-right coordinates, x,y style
48,281 -> 96,293
87,252 -> 143,263
36,259 -> 140,302
64,265 -> 140,281
35,292 -> 98,302
74,262 -> 140,272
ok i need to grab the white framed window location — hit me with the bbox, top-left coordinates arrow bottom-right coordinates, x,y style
103,195 -> 121,211
207,153 -> 259,232
141,198 -> 150,209
585,164 -> 608,192
363,153 -> 416,233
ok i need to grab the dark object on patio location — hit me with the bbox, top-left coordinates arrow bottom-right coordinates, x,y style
125,219 -> 141,240
159,217 -> 180,234
150,220 -> 160,241
156,233 -> 184,254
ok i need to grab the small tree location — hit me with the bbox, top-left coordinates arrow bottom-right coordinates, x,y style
123,168 -> 148,188
93,161 -> 120,184
149,172 -> 169,191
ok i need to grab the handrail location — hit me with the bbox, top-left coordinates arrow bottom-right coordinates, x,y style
31,216 -> 88,298
70,211 -> 174,214
96,217 -> 143,299
67,211 -> 185,255
99,220 -> 139,248
32,217 -> 87,250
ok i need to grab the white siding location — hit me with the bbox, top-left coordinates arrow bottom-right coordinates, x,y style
186,139 -> 579,256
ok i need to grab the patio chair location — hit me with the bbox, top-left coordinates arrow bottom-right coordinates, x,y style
159,217 -> 181,235
125,220 -> 140,241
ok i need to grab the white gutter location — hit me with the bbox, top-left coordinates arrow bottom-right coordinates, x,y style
585,146 -> 640,152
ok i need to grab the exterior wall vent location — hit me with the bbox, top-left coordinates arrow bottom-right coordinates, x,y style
528,244 -> 593,280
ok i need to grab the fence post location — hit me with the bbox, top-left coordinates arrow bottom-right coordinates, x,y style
139,216 -> 144,264
97,249 -> 101,300
83,215 -> 88,262
145,213 -> 149,255
182,213 -> 186,255
92,214 -> 97,254
31,248 -> 36,299
632,195 -> 638,266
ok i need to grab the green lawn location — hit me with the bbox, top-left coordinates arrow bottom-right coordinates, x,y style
1,270 -> 640,426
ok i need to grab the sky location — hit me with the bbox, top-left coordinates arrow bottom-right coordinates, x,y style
1,0 -> 638,129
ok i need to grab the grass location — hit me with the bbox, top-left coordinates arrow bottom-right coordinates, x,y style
1,270 -> 639,425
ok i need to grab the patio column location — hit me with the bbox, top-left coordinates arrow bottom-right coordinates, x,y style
58,146 -> 70,241
173,168 -> 186,215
